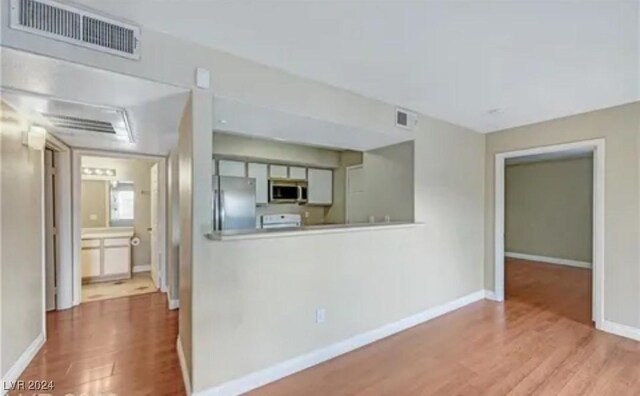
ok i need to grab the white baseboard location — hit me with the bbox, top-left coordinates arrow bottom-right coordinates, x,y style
1,333 -> 45,395
133,264 -> 151,273
599,320 -> 640,342
194,290 -> 486,396
177,336 -> 192,395
168,296 -> 180,310
483,289 -> 500,301
505,252 -> 591,269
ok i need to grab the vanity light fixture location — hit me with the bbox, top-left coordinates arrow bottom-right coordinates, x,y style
82,167 -> 117,177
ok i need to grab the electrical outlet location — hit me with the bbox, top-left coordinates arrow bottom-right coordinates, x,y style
316,308 -> 326,324
305,211 -> 310,218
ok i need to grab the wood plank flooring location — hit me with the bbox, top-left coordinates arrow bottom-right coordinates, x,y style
13,259 -> 638,396
11,292 -> 185,396
249,259 -> 639,395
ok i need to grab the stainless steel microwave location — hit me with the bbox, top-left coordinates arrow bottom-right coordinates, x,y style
269,180 -> 307,204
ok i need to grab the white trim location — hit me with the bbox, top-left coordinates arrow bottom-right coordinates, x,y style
194,290 -> 486,396
71,149 -> 168,307
177,336 -> 191,396
133,265 -> 152,273
1,333 -> 45,395
494,139 -> 605,328
505,252 -> 591,269
483,289 -> 499,301
599,320 -> 640,342
168,298 -> 180,310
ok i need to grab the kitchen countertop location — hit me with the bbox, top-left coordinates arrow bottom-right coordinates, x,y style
206,222 -> 422,241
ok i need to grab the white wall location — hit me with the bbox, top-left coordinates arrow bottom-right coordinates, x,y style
0,102 -> 44,380
485,102 -> 640,328
81,156 -> 156,271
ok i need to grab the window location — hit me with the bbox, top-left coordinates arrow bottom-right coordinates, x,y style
109,181 -> 135,227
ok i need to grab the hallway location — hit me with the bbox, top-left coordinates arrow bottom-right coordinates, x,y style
11,293 -> 184,396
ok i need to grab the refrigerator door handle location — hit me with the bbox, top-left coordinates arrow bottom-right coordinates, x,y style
213,190 -> 220,231
220,190 -> 226,230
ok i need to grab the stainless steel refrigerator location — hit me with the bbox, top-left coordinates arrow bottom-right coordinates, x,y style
212,176 -> 257,231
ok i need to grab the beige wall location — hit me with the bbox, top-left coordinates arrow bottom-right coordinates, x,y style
0,102 -> 43,377
190,115 -> 484,392
506,157 -> 593,263
81,180 -> 107,228
178,95 -> 194,379
81,156 -> 156,270
213,132 -> 341,168
485,102 -> 640,328
363,141 -> 415,223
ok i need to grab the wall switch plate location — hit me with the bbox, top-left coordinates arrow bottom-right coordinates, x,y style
316,308 -> 326,324
305,211 -> 310,218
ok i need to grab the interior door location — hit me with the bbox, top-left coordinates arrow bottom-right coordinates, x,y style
45,149 -> 57,311
346,165 -> 366,223
150,163 -> 159,289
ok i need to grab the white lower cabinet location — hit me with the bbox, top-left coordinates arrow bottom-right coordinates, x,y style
81,236 -> 132,282
81,248 -> 101,277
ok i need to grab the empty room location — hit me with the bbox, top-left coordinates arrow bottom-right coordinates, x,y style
1,1 -> 640,395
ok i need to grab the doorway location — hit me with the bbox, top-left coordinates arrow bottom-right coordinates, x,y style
494,139 -> 605,328
345,165 -> 365,223
77,154 -> 166,304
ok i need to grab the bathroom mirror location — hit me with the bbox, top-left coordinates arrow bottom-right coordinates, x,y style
81,180 -> 135,228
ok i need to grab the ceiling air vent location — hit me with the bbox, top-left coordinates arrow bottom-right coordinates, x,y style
395,107 -> 418,130
41,114 -> 117,134
9,0 -> 140,59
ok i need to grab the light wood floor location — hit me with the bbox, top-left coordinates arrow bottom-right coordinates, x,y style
12,292 -> 185,396
16,260 -> 639,396
250,259 -> 639,395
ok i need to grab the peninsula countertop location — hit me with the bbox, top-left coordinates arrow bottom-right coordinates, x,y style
206,221 -> 422,241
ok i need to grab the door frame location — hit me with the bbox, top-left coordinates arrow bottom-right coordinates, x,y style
494,138 -> 605,328
45,134 -> 73,311
345,164 -> 363,224
70,149 -> 167,306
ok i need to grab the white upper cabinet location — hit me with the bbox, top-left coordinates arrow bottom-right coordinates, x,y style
289,166 -> 307,180
248,163 -> 269,205
308,168 -> 333,205
218,160 -> 246,177
269,165 -> 288,179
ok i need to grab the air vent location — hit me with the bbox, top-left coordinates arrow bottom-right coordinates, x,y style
9,0 -> 140,59
395,107 -> 418,130
41,114 -> 117,134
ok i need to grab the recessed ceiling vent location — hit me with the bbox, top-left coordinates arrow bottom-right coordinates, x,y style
41,114 -> 117,134
9,0 -> 140,59
395,107 -> 418,130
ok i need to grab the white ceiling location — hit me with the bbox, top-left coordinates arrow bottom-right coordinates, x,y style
75,0 -> 639,133
0,48 -> 188,155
